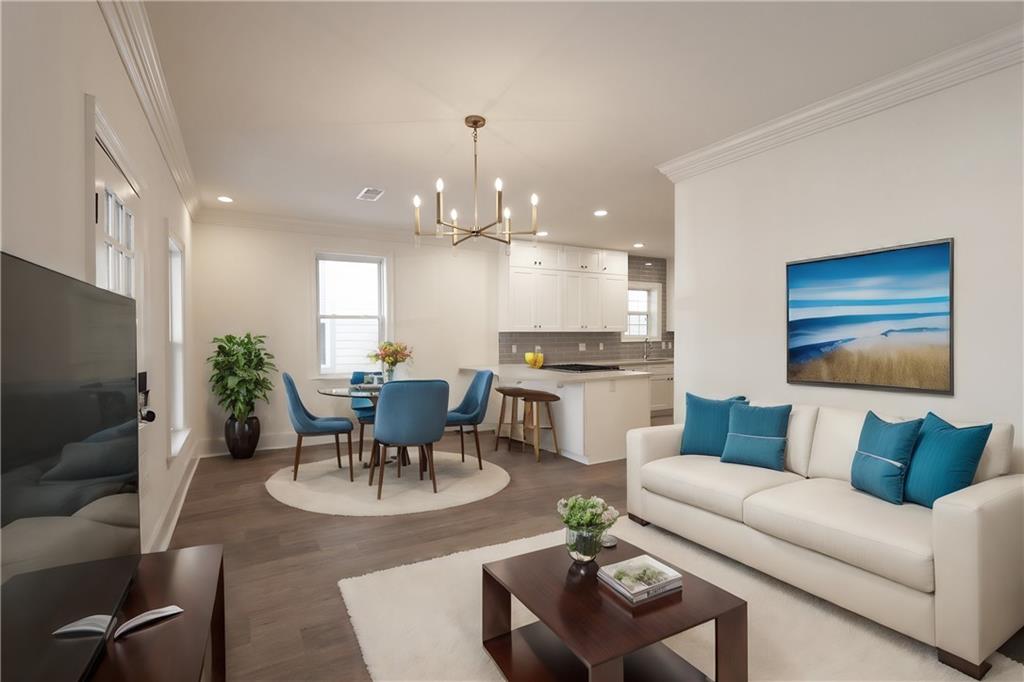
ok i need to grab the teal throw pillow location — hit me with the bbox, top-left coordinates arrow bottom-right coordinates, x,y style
680,393 -> 748,456
720,403 -> 792,471
904,413 -> 992,508
850,411 -> 923,504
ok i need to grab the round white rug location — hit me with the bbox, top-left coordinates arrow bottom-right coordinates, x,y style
264,450 -> 510,516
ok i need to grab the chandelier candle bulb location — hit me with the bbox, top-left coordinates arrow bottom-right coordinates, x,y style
530,194 -> 539,234
412,195 -> 421,235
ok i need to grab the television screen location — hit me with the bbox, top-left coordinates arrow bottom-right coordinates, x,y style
786,239 -> 953,393
1,252 -> 140,680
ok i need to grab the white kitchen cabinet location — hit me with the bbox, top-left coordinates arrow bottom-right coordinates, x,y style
511,243 -> 560,270
501,242 -> 628,332
533,270 -> 562,329
651,376 -> 674,412
507,267 -> 536,330
600,275 -> 627,331
600,250 -> 629,275
561,246 -> 602,272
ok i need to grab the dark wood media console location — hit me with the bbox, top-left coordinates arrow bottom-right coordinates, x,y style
92,544 -> 225,682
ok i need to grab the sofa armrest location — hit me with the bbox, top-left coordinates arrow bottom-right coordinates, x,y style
626,424 -> 683,518
933,474 -> 1024,665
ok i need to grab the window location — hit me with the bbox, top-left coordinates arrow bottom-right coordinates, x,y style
98,189 -> 136,297
168,238 -> 186,436
623,282 -> 662,341
317,255 -> 386,375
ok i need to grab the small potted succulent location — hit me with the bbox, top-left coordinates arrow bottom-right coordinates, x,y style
207,333 -> 277,459
368,341 -> 412,382
557,495 -> 620,563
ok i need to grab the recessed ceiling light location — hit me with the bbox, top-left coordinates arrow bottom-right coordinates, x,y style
644,262 -> 653,267
217,195 -> 233,203
593,209 -> 608,217
633,242 -> 645,248
537,231 -> 549,237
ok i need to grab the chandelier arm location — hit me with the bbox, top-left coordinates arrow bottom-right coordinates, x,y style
478,232 -> 511,244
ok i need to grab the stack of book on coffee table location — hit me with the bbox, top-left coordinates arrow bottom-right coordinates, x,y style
597,554 -> 683,605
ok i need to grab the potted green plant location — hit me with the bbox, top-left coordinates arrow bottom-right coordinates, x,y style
207,333 -> 277,459
557,495 -> 620,563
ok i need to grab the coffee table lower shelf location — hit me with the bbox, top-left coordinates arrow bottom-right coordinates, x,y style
483,621 -> 709,682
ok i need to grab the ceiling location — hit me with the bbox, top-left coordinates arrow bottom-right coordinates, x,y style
146,2 -> 1022,257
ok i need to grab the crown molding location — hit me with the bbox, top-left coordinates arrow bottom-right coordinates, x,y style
657,23 -> 1023,184
97,1 -> 199,216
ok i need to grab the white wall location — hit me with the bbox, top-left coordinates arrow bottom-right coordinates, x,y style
672,66 -> 1023,458
191,216 -> 500,455
2,2 -> 197,549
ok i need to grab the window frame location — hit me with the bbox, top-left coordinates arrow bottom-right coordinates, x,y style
97,187 -> 137,298
168,236 -> 188,454
314,253 -> 390,378
621,281 -> 662,342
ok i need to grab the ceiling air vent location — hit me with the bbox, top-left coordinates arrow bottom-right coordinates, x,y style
357,187 -> 385,202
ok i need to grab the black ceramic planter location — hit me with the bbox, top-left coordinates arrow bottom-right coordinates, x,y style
225,415 -> 261,459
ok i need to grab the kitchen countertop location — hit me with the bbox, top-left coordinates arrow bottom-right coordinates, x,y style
461,364 -> 651,384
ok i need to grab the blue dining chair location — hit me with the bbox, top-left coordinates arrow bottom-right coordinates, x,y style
350,371 -> 382,461
369,380 -> 449,500
282,373 -> 355,481
446,370 -> 494,470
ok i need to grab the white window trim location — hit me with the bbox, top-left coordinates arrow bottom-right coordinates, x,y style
622,281 -> 663,342
168,236 -> 188,456
313,252 -> 392,379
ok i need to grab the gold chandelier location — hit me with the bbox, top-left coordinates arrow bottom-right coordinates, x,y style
413,115 -> 538,246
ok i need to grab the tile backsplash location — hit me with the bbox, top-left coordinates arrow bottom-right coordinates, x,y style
498,330 -> 674,364
499,255 -> 674,364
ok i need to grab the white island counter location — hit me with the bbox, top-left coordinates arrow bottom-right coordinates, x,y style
461,364 -> 651,465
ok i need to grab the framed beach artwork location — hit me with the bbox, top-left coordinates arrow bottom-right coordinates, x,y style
786,239 -> 953,394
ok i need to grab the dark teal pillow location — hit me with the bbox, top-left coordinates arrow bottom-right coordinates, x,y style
720,403 -> 792,471
904,413 -> 992,508
680,393 -> 748,456
850,412 -> 923,504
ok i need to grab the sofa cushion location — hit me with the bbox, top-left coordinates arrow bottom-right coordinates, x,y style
641,454 -> 803,522
744,478 -> 934,592
721,403 -> 792,471
807,407 -> 902,482
680,393 -> 748,456
850,412 -> 922,504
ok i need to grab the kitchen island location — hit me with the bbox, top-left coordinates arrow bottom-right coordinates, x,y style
460,364 -> 651,465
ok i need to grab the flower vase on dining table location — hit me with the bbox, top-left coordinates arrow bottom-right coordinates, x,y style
385,367 -> 395,383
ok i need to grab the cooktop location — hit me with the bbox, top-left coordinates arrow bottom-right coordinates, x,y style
542,363 -> 621,373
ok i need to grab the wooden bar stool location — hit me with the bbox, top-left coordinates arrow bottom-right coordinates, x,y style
494,386 -> 561,461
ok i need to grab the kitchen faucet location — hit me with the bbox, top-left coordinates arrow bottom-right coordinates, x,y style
643,337 -> 651,361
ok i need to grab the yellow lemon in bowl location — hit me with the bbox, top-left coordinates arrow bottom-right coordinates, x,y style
524,352 -> 544,369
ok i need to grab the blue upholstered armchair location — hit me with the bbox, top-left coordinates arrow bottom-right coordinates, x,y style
445,370 -> 494,469
369,380 -> 448,500
350,371 -> 381,461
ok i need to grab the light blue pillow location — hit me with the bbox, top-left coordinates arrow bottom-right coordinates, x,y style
721,403 -> 792,471
904,413 -> 992,508
680,393 -> 748,456
850,412 -> 923,504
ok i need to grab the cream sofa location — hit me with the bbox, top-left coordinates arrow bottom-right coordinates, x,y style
626,404 -> 1023,678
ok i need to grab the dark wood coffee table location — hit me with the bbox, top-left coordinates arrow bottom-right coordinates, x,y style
482,539 -> 746,681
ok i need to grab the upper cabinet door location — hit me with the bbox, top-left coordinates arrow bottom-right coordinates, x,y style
563,272 -> 583,330
534,244 -> 560,270
533,271 -> 562,329
509,243 -> 537,268
508,267 -> 536,330
600,275 -> 628,331
561,246 -> 581,271
579,249 -> 602,271
580,274 -> 603,330
601,250 -> 628,275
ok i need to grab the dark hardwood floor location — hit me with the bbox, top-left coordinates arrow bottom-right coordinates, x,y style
170,430 -> 627,680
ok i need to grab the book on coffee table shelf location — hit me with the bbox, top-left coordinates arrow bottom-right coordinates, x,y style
597,554 -> 682,604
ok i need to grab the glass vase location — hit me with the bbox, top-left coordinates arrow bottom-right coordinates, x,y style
385,367 -> 395,383
565,527 -> 604,563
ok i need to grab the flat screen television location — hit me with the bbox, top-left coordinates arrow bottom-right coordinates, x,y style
1,252 -> 140,680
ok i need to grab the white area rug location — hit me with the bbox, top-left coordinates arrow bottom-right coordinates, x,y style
265,451 -> 510,516
339,518 -> 1023,681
